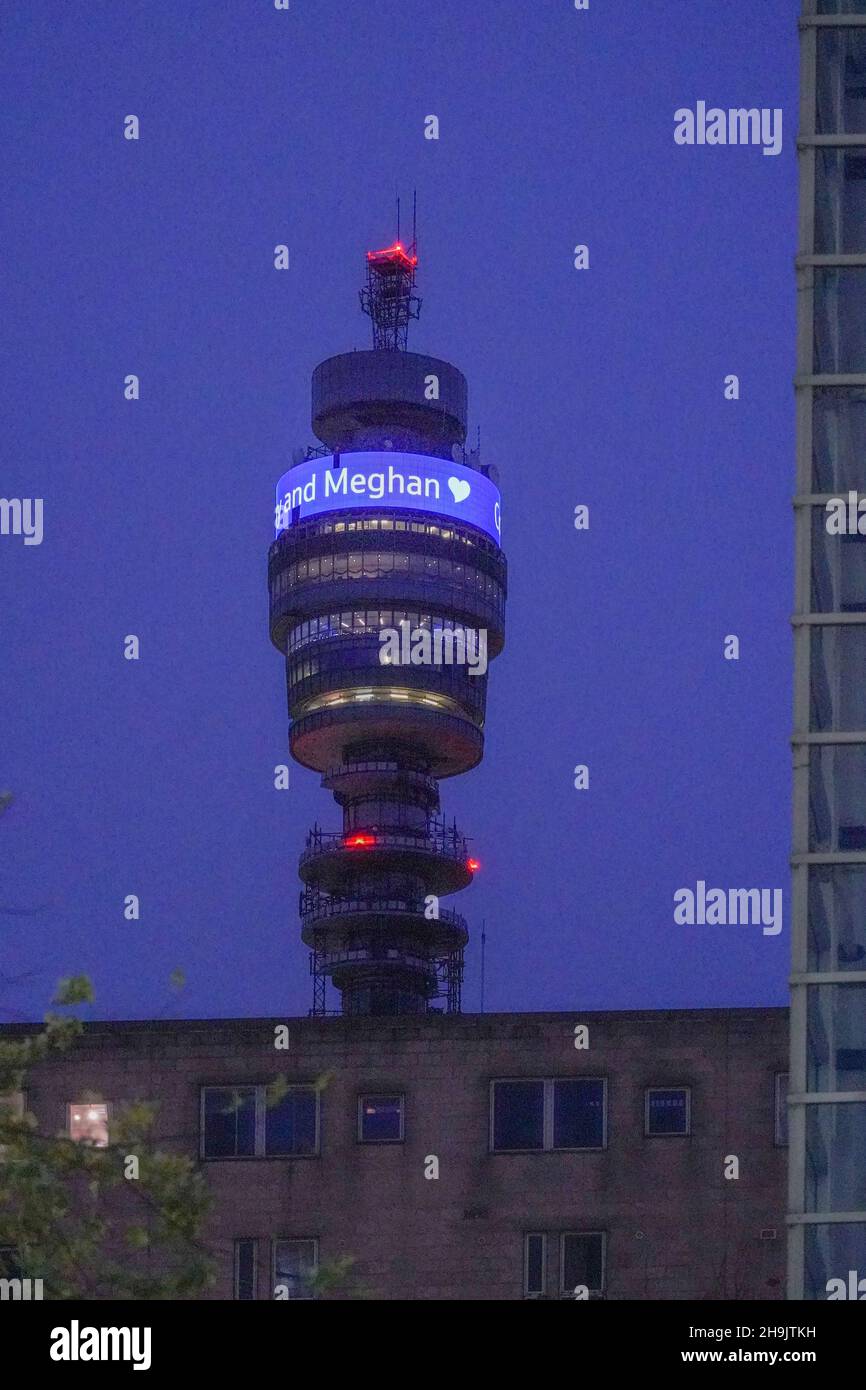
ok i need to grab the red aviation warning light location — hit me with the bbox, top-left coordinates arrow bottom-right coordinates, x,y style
365,241 -> 418,271
345,833 -> 377,849
359,205 -> 422,352
467,858 -> 480,873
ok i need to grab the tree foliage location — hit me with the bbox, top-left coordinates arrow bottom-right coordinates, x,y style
0,978 -> 214,1299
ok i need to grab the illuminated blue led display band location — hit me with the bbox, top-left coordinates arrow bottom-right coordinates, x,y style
274,451 -> 501,546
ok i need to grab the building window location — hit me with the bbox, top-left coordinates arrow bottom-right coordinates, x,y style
805,1101 -> 866,1212
264,1087 -> 318,1157
553,1079 -> 606,1148
67,1102 -> 109,1147
202,1086 -> 256,1157
523,1233 -> 546,1297
490,1078 -> 606,1152
201,1085 -> 319,1159
358,1095 -> 404,1143
234,1239 -> 258,1301
645,1087 -> 691,1136
817,26 -> 866,136
524,1232 -> 606,1298
492,1081 -> 543,1150
775,1072 -> 789,1147
561,1233 -> 605,1297
272,1239 -> 318,1300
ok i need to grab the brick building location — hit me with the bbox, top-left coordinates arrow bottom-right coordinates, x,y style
9,1005 -> 788,1300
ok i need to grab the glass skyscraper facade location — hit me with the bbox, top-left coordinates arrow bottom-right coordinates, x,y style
791,0 -> 866,1301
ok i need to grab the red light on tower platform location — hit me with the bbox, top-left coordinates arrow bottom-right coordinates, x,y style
345,833 -> 377,849
360,204 -> 422,350
365,242 -> 418,269
467,858 -> 480,873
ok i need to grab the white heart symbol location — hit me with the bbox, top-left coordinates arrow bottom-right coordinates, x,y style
448,477 -> 471,504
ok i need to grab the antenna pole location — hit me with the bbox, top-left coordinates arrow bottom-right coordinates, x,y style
359,206 -> 422,351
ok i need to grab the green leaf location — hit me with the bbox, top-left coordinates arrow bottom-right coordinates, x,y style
264,1074 -> 289,1108
52,976 -> 94,1007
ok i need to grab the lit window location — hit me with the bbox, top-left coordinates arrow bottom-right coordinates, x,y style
645,1087 -> 691,1136
491,1079 -> 606,1152
775,1073 -> 789,1147
234,1239 -> 258,1300
272,1239 -> 318,1300
68,1102 -> 109,1147
201,1085 -> 318,1159
359,1095 -> 404,1143
299,687 -> 464,718
560,1232 -> 605,1297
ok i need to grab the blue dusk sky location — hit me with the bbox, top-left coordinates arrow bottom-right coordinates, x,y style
1,0 -> 798,1021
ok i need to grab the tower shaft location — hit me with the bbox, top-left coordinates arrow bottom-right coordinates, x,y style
268,251 -> 506,1016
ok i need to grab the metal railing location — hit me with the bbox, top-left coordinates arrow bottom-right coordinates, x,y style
302,822 -> 469,863
300,889 -> 467,932
322,758 -> 435,783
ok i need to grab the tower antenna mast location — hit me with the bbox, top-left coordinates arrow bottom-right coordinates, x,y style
359,195 -> 421,351
412,188 -> 417,259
